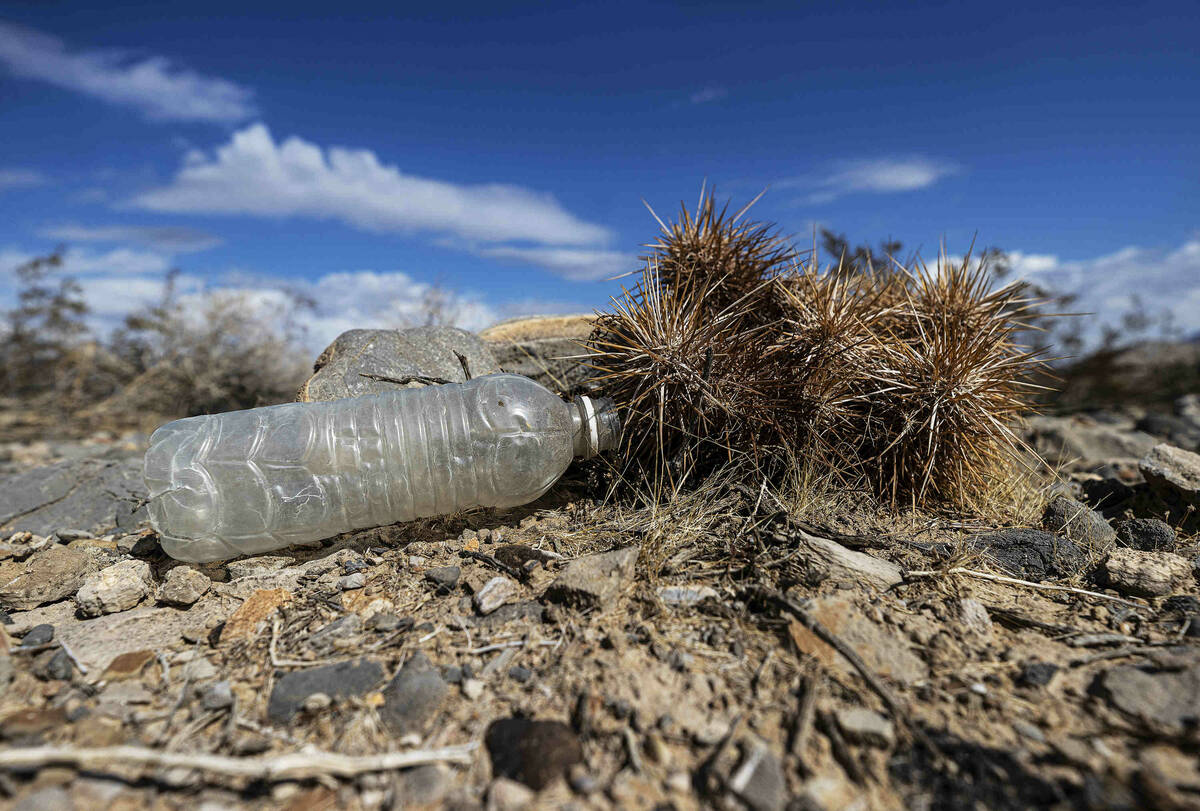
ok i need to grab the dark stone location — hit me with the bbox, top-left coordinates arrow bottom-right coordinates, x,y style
379,652 -> 448,736
469,600 -> 544,630
366,613 -> 410,633
0,609 -> 11,625
297,327 -> 500,403
33,648 -> 73,681
307,614 -> 362,651
20,624 -> 54,648
1041,497 -> 1116,546
728,739 -> 786,811
509,666 -> 533,683
442,665 -> 463,684
0,458 -> 148,538
1163,595 -> 1200,616
1115,518 -> 1177,551
485,718 -> 583,790
1136,413 -> 1200,451
423,565 -> 461,595
1093,661 -> 1200,734
267,659 -> 385,723
966,529 -> 1087,581
1018,661 -> 1059,687
492,544 -> 553,571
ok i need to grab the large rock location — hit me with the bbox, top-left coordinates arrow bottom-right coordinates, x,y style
1024,415 -> 1157,469
0,458 -> 148,538
297,327 -> 500,403
1100,549 -> 1192,598
965,528 -> 1087,582
0,545 -> 100,610
75,560 -> 153,617
485,718 -> 583,790
1140,443 -> 1200,511
480,314 -> 596,395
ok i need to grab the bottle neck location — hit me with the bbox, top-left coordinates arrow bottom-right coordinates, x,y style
570,395 -> 621,459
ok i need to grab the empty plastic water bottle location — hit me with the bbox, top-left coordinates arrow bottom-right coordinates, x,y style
143,373 -> 620,562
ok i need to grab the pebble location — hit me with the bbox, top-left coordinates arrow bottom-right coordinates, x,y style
835,707 -> 895,748
158,566 -> 211,607
657,585 -> 720,607
1012,720 -> 1045,742
727,738 -> 786,811
474,576 -> 520,615
508,666 -> 533,684
379,652 -> 448,736
544,546 -> 638,610
462,678 -> 484,700
424,565 -> 461,594
226,556 -> 295,580
20,624 -> 54,648
1019,661 -> 1059,687
487,777 -> 536,811
338,573 -> 366,591
200,681 -> 234,711
75,560 -> 152,617
1102,548 -> 1192,597
267,659 -> 385,723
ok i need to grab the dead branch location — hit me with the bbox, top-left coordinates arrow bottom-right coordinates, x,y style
904,566 -> 1144,609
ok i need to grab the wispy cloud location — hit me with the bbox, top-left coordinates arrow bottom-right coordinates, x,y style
475,245 -> 633,282
784,157 -> 960,204
133,124 -> 618,279
0,245 -> 174,277
0,21 -> 255,123
689,86 -> 727,104
0,168 -> 46,191
39,224 -> 222,253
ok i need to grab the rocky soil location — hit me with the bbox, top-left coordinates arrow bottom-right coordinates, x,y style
3,330 -> 1200,811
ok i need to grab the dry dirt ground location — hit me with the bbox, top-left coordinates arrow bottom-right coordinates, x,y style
2,422 -> 1200,811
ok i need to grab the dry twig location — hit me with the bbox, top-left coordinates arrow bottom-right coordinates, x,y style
904,567 -> 1144,609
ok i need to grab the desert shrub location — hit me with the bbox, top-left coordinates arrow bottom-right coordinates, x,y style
588,193 -> 1050,512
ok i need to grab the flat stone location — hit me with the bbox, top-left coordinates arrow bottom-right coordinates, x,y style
966,528 -> 1087,582
0,707 -> 67,741
480,313 -> 596,394
13,786 -> 72,811
1140,443 -> 1200,509
0,458 -> 148,538
33,648 -> 73,681
267,658 -> 385,723
0,545 -> 99,610
1101,549 -> 1192,597
786,597 -> 926,686
75,560 -> 152,617
1024,415 -> 1158,468
728,738 -> 786,811
394,764 -> 451,808
297,327 -> 500,403
485,717 -> 583,790
474,576 -> 520,615
424,565 -> 460,594
158,566 -> 211,607
835,707 -> 895,748
20,623 -> 54,647
221,588 -> 292,643
658,585 -> 720,608
201,680 -> 234,710
956,598 -> 994,636
1019,661 -> 1059,687
379,652 -> 448,736
487,777 -> 537,811
102,649 -> 157,680
226,556 -> 295,580
1095,661 -> 1200,734
543,546 -> 637,610
1041,496 -> 1116,546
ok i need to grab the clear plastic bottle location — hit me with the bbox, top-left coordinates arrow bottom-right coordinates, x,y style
143,373 -> 619,562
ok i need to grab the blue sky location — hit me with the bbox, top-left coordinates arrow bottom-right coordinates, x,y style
1,1 -> 1197,349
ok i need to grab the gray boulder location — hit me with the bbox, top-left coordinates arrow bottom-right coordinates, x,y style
0,458 -> 147,539
297,327 -> 501,403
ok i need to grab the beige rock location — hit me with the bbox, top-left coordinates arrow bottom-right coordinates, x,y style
475,576 -> 520,616
75,560 -> 152,617
1103,549 -> 1192,597
158,566 -> 211,607
0,545 -> 99,610
787,596 -> 927,686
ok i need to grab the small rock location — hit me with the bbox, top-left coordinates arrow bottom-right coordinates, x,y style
267,658 -> 384,723
485,718 -> 583,790
509,666 -> 533,684
0,545 -> 98,610
366,612 -> 409,633
487,777 -> 536,811
1115,518 -> 1177,552
1012,719 -> 1045,742
226,556 -> 295,580
75,560 -> 152,617
158,567 -> 210,607
956,598 -> 993,636
727,738 -> 786,811
20,623 -> 54,648
308,614 -> 362,649
1094,661 -> 1200,734
492,544 -> 553,571
379,652 -> 448,735
966,528 -> 1087,581
1101,548 -> 1192,597
182,657 -> 218,681
33,648 -> 73,681
424,565 -> 461,594
835,707 -> 895,748
543,546 -> 637,610
394,764 -> 450,807
475,576 -> 520,615
470,600 -> 544,630
200,681 -> 234,711
657,585 -> 720,608
12,786 -> 72,811
338,573 -> 365,591
221,588 -> 292,643
787,597 -> 926,686
1019,661 -> 1059,687
462,678 -> 484,700
302,693 -> 332,713
1041,496 -> 1116,546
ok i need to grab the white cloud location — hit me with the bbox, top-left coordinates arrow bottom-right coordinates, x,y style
39,224 -> 222,252
475,245 -> 633,282
0,21 -> 255,122
786,157 -> 960,204
997,238 -> 1200,344
690,86 -> 727,104
0,168 -> 45,191
133,125 -> 614,262
0,245 -> 173,277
